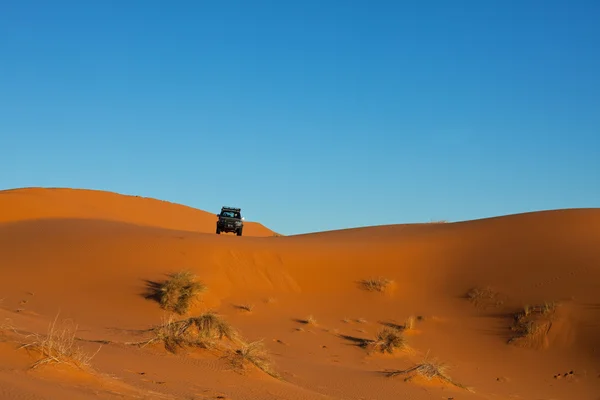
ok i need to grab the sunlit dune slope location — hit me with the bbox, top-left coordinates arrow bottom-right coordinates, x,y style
0,187 -> 275,236
1,192 -> 599,399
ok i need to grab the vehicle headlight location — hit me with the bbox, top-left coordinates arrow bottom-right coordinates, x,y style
236,221 -> 242,225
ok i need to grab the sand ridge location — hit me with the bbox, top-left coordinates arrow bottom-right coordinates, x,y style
1,188 -> 599,399
0,187 -> 276,237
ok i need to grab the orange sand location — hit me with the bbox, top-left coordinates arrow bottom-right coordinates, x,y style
1,187 -> 599,399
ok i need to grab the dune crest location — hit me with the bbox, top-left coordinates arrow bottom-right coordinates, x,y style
0,187 -> 276,236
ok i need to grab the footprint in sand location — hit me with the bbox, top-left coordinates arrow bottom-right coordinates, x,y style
553,370 -> 574,379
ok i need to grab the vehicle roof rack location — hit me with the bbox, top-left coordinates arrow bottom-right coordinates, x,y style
221,206 -> 241,212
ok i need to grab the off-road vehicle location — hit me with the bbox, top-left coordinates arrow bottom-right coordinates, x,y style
216,206 -> 244,236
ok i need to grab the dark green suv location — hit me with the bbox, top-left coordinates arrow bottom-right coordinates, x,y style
216,206 -> 244,236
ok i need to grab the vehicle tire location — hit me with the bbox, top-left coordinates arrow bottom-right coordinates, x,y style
216,226 -> 221,234
237,228 -> 242,236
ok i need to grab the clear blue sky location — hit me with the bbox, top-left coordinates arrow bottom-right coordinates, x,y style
1,0 -> 599,235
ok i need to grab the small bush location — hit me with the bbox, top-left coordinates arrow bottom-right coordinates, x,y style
367,327 -> 408,354
132,311 -> 240,353
359,277 -> 392,292
341,327 -> 409,355
508,302 -> 557,348
385,353 -> 472,391
228,340 -> 280,379
466,286 -> 503,308
150,271 -> 207,315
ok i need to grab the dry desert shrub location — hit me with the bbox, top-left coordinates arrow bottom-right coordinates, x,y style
19,314 -> 101,370
367,327 -> 408,354
466,286 -> 503,308
508,302 -> 558,348
148,270 -> 207,315
385,353 -> 472,391
227,340 -> 280,379
359,277 -> 393,292
131,311 -> 240,353
129,312 -> 281,379
341,327 -> 409,355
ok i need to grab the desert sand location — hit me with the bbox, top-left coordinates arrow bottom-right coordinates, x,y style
1,187 -> 599,400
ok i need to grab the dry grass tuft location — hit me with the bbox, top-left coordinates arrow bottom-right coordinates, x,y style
385,353 -> 472,391
235,304 -> 255,313
466,286 -> 503,308
19,314 -> 101,370
295,315 -> 317,325
131,311 -> 240,353
0,318 -> 18,339
341,327 -> 409,355
359,277 -> 393,292
508,302 -> 558,348
366,327 -> 408,354
404,316 -> 416,330
129,312 -> 282,379
227,340 -> 280,379
147,271 -> 207,315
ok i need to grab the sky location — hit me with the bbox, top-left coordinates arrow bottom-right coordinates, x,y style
1,0 -> 599,235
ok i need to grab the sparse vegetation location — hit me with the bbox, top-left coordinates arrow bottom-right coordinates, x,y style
127,311 -> 281,379
380,316 -> 417,331
466,286 -> 503,308
508,302 -> 558,348
359,277 -> 393,292
296,315 -> 317,325
19,314 -> 101,370
227,340 -> 280,379
0,318 -> 17,339
235,303 -> 255,313
341,327 -> 409,355
367,327 -> 408,354
130,311 -> 240,353
147,270 -> 207,315
385,353 -> 472,392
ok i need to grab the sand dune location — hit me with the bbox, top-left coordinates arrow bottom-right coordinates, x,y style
1,188 -> 599,399
0,187 -> 275,236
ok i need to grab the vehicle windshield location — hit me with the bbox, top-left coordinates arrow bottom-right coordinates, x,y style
221,210 -> 241,219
